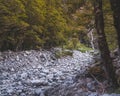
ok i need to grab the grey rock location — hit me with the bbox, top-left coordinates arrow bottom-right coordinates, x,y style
11,68 -> 15,71
88,92 -> 98,96
87,82 -> 96,91
20,93 -> 26,96
109,93 -> 120,96
27,79 -> 48,86
35,88 -> 42,95
2,49 -> 117,96
16,55 -> 20,61
20,73 -> 28,79
7,89 -> 13,94
102,94 -> 110,96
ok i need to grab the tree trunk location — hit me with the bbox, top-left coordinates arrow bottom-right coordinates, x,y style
109,0 -> 120,56
94,0 -> 118,86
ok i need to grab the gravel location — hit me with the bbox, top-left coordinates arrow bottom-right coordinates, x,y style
0,49 -> 119,96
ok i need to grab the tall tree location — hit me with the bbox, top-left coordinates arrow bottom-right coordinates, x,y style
109,0 -> 120,55
94,0 -> 118,86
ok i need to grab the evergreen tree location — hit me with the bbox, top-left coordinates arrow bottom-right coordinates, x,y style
0,0 -> 28,51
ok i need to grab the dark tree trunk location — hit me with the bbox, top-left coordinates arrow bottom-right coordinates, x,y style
94,0 -> 118,86
109,0 -> 120,56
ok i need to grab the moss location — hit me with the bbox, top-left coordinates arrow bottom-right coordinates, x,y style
63,39 -> 92,53
76,43 -> 92,52
55,50 -> 73,58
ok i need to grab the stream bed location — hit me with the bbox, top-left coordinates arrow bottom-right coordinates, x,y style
0,49 -> 119,96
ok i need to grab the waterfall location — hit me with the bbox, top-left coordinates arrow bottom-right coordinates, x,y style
87,28 -> 95,50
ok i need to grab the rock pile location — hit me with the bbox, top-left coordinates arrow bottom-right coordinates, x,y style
0,49 -> 119,96
0,49 -> 93,96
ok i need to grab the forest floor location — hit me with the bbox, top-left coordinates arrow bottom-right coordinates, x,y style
0,49 -> 120,96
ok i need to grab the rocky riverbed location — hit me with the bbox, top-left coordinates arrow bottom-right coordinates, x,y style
0,49 -> 120,96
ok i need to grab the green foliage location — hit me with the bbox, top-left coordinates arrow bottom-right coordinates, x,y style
0,0 -> 88,51
55,49 -> 73,58
43,6 -> 68,47
1,0 -> 116,51
103,0 -> 117,50
0,0 -> 28,51
64,38 -> 92,52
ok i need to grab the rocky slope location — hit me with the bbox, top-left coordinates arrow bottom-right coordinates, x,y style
0,49 -> 120,96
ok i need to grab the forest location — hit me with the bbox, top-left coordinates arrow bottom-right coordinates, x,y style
0,0 -> 120,96
0,0 -> 117,51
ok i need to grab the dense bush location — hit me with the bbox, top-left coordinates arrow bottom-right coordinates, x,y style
0,0 -> 117,51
